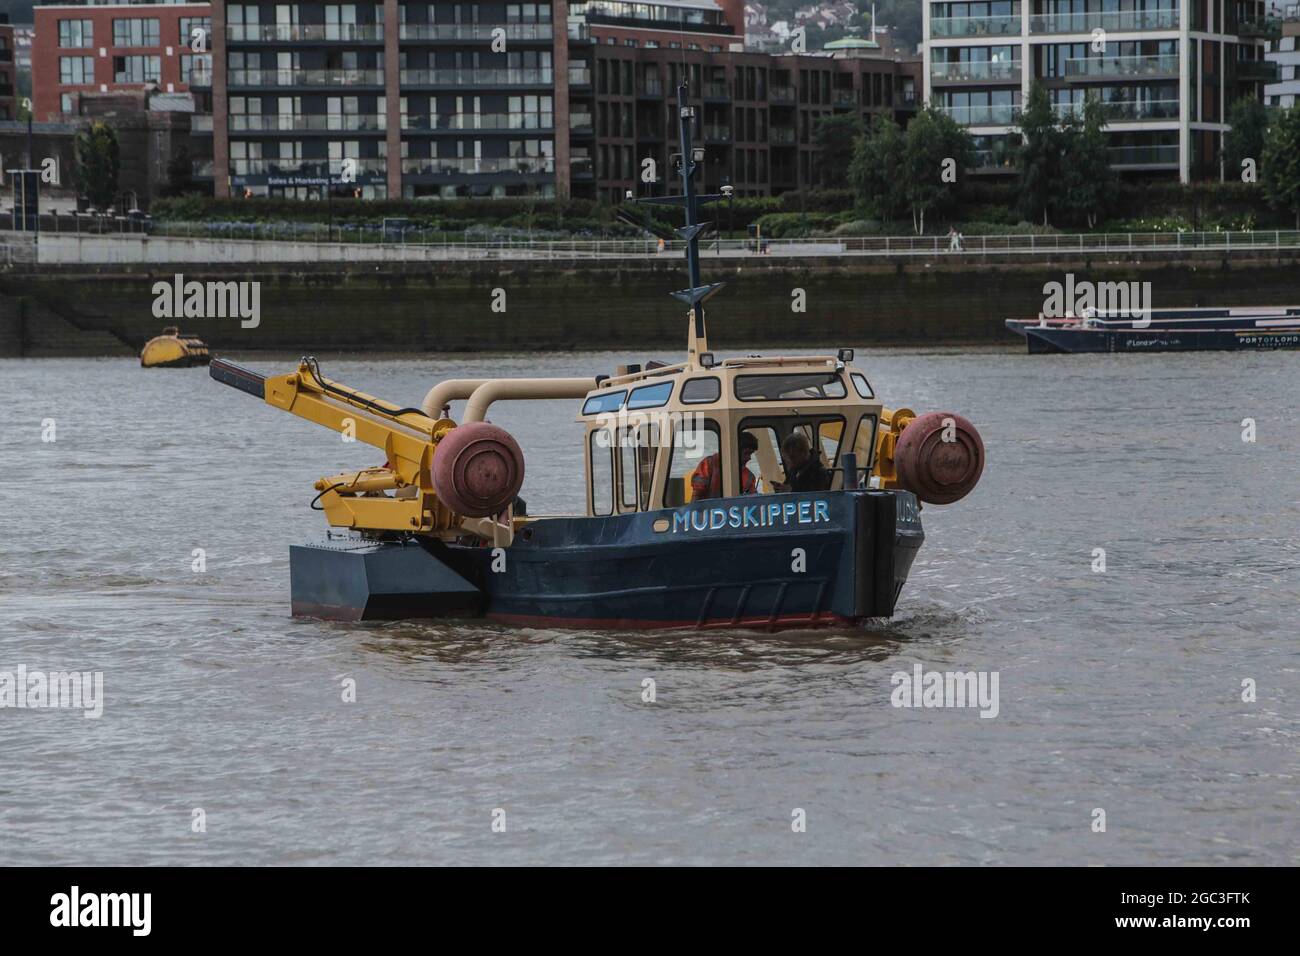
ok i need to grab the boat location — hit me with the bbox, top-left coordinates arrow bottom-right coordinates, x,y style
207,84 -> 985,629
140,327 -> 211,368
1007,307 -> 1300,354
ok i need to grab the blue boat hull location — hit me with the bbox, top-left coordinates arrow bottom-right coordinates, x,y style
290,490 -> 924,629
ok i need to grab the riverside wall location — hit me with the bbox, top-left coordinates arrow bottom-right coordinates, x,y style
3,248 -> 1299,357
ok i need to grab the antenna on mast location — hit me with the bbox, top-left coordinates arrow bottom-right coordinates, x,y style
623,83 -> 733,368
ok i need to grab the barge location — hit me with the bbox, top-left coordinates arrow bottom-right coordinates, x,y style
1007,307 -> 1300,354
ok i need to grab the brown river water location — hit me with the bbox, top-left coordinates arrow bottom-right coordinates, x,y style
0,348 -> 1296,865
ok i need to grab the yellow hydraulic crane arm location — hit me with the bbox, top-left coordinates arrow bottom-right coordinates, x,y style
211,357 -> 459,533
873,406 -> 916,491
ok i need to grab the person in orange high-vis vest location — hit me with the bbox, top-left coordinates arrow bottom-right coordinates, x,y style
691,432 -> 759,500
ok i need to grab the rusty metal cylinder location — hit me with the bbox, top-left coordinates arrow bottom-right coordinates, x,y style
432,422 -> 526,518
893,411 -> 985,505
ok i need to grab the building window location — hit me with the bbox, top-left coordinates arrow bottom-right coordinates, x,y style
114,55 -> 162,84
61,94 -> 74,114
112,19 -> 161,49
59,56 -> 95,85
58,19 -> 94,49
179,17 -> 212,51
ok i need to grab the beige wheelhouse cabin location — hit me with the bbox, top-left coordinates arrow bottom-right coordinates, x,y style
579,356 -> 886,517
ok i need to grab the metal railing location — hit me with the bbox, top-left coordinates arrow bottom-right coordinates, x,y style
229,158 -> 387,175
228,67 -> 385,86
227,23 -> 385,41
1064,54 -> 1179,77
1030,9 -> 1179,33
400,67 -> 553,85
59,227 -> 1300,260
931,15 -> 1021,37
1053,98 -> 1181,120
938,103 -> 1022,124
399,156 -> 555,175
231,113 -> 387,131
398,23 -> 553,41
932,60 -> 1022,82
401,112 -> 552,131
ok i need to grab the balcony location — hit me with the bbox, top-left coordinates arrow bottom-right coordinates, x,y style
1053,99 -> 1180,121
571,157 -> 594,178
703,124 -> 731,142
1236,16 -> 1282,40
568,22 -> 592,42
227,24 -> 384,42
930,15 -> 1020,38
191,113 -> 214,132
569,66 -> 592,87
191,159 -> 214,178
228,68 -> 384,87
931,60 -> 1022,83
832,89 -> 857,107
769,85 -> 796,103
938,103 -> 1021,125
230,158 -> 387,176
231,113 -> 387,132
639,77 -> 663,97
398,23 -> 553,41
569,112 -> 593,135
770,126 -> 796,144
400,156 -> 555,176
703,80 -> 730,100
1029,10 -> 1179,34
1237,60 -> 1280,81
402,112 -> 553,131
1063,54 -> 1179,79
399,68 -> 553,86
1108,144 -> 1178,166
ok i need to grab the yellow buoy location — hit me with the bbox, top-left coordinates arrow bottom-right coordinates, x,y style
140,327 -> 210,368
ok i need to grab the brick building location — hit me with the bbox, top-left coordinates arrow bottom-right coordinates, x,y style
1,16 -> 17,121
187,0 -> 919,200
32,1 -> 213,121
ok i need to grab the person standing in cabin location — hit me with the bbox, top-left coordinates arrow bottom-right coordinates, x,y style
774,431 -> 830,493
692,432 -> 759,500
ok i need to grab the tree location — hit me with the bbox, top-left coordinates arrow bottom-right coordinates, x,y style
848,112 -> 906,222
75,121 -> 121,211
1262,105 -> 1300,228
166,144 -> 194,197
900,105 -> 972,234
1060,95 -> 1115,229
1223,95 -> 1269,182
1014,82 -> 1069,226
811,113 -> 864,188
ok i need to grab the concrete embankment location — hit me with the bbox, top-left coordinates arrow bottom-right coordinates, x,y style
3,247 -> 1299,356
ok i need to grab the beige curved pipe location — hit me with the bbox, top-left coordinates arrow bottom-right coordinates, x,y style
464,378 -> 600,423
421,379 -> 490,418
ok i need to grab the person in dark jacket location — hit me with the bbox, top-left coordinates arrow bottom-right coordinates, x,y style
775,431 -> 829,493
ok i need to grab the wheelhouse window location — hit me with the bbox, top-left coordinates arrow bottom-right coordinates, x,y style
850,373 -> 874,399
627,381 -> 673,409
664,418 -> 720,506
618,427 -> 637,510
680,376 -> 720,404
734,372 -> 848,401
589,429 -> 614,516
582,390 -> 625,415
849,414 -> 879,472
738,415 -> 846,492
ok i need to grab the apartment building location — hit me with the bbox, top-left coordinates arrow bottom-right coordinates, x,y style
190,0 -> 918,200
1264,4 -> 1300,107
921,1 -> 1274,181
1,16 -> 16,121
32,1 -> 213,120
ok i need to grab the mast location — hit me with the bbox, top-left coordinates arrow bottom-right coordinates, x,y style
627,83 -> 732,368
